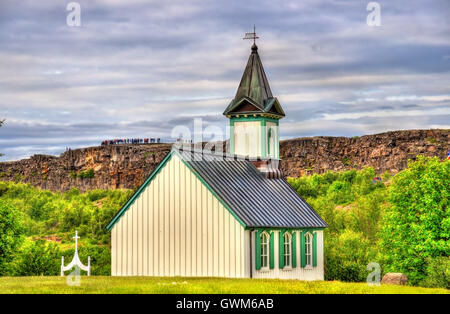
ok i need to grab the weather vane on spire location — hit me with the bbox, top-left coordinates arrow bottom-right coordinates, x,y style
243,25 -> 259,45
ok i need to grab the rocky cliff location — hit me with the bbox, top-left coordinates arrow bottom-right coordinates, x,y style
280,129 -> 449,177
0,129 -> 448,192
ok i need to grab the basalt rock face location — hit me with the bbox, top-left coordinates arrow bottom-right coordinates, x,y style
0,144 -> 171,192
280,129 -> 449,177
0,129 -> 448,192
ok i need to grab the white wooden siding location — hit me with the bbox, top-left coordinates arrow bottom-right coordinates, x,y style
233,121 -> 261,157
111,154 -> 247,277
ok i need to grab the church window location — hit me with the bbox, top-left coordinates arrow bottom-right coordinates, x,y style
305,233 -> 312,267
283,232 -> 292,267
260,232 -> 269,269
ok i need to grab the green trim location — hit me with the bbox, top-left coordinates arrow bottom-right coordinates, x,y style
246,227 -> 325,231
269,231 -> 275,269
279,230 -> 285,269
276,122 -> 280,159
299,229 -> 318,268
292,231 -> 297,268
261,119 -> 267,158
300,231 -> 306,267
106,148 -> 247,231
264,98 -> 285,117
230,116 -> 280,124
174,150 -> 246,228
255,230 -> 262,270
106,151 -> 174,230
313,232 -> 317,267
230,116 -> 279,159
223,97 -> 261,115
229,120 -> 235,155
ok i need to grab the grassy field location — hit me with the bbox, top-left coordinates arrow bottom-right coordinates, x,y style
0,277 -> 448,294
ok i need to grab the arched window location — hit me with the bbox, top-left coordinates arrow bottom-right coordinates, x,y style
283,232 -> 292,267
260,232 -> 269,269
305,233 -> 312,267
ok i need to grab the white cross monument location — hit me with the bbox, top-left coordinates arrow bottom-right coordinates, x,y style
61,230 -> 91,276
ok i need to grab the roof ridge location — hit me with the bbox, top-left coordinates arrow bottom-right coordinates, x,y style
173,145 -> 280,162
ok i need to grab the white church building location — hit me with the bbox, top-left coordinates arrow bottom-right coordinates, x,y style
106,41 -> 327,280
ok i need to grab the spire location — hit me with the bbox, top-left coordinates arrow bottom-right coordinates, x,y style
234,44 -> 273,108
223,31 -> 284,118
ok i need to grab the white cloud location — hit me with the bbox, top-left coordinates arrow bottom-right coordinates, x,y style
0,0 -> 449,160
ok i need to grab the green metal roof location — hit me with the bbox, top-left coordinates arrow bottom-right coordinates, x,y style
106,147 -> 327,231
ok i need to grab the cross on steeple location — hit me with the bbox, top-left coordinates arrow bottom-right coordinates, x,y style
243,25 -> 259,45
73,230 -> 80,252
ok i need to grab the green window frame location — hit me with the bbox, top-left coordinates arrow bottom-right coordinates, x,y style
255,230 -> 274,270
260,231 -> 270,269
279,230 -> 298,269
305,232 -> 313,267
313,232 -> 317,267
292,231 -> 297,268
255,230 -> 261,270
269,232 -> 275,269
279,230 -> 285,269
279,230 -> 293,269
300,230 -> 317,268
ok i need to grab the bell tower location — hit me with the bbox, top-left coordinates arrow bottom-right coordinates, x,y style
224,31 -> 285,159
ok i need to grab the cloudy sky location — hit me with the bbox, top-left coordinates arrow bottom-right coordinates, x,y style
0,0 -> 449,161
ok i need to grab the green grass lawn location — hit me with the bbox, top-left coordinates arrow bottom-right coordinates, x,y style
0,277 -> 448,294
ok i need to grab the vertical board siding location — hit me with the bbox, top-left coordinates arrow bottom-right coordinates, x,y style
111,154 -> 246,277
233,121 -> 261,157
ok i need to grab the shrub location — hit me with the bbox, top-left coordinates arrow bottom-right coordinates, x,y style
380,157 -> 449,285
324,230 -> 377,282
421,256 -> 450,289
327,181 -> 353,204
0,200 -> 24,275
79,169 -> 95,179
15,239 -> 61,276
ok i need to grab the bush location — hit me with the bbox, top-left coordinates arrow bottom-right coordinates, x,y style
421,257 -> 450,289
78,169 -> 95,179
380,157 -> 449,285
325,230 -> 377,282
327,181 -> 353,204
15,239 -> 61,276
0,200 -> 24,275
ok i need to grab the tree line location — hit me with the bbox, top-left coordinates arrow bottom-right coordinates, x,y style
0,156 -> 448,288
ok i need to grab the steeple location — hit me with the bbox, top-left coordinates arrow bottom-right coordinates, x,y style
223,44 -> 284,118
234,44 -> 273,108
225,32 -> 284,159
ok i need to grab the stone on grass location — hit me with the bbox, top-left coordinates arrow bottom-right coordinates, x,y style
381,273 -> 408,285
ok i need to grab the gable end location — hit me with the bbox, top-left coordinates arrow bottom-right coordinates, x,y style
106,149 -> 247,231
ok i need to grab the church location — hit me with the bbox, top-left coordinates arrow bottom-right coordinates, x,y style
106,39 -> 327,280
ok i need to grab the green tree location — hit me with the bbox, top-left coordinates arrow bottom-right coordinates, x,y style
0,199 -> 24,274
15,239 -> 61,276
380,156 -> 449,285
325,229 -> 377,282
421,256 -> 450,289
